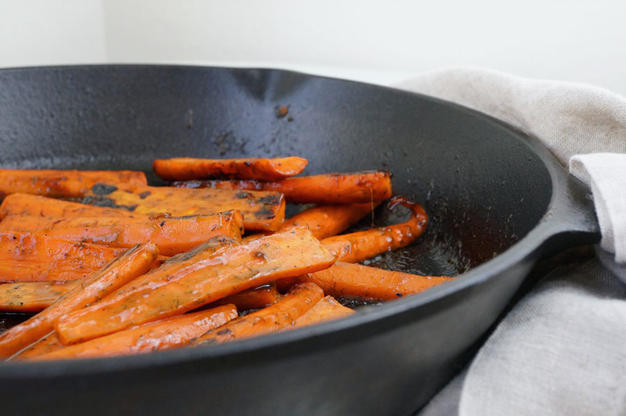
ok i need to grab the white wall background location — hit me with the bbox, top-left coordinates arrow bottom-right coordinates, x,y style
1,0 -> 626,94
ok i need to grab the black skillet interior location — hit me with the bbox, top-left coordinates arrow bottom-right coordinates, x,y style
0,65 -> 552,329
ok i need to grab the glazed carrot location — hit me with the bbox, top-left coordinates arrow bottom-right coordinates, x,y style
13,331 -> 63,359
280,202 -> 379,239
192,282 -> 323,346
0,243 -> 159,357
321,196 -> 427,263
217,284 -> 280,310
292,296 -> 355,328
0,211 -> 244,256
56,228 -> 335,344
304,261 -> 452,301
0,193 -> 137,219
153,157 -> 308,181
0,281 -> 80,312
173,171 -> 393,204
82,185 -> 285,232
35,305 -> 238,360
0,232 -> 126,282
0,169 -> 146,198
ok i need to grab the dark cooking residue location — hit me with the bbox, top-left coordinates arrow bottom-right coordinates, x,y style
0,313 -> 31,335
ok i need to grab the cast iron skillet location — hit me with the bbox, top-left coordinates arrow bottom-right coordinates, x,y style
0,66 -> 599,415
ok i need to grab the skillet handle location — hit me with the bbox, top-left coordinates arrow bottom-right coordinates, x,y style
537,171 -> 600,249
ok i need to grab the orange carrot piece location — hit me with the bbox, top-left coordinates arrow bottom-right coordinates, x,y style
0,232 -> 126,282
304,261 -> 452,301
82,185 -> 285,232
280,202 -> 379,239
192,282 -> 323,346
13,331 -> 63,359
0,211 -> 244,256
217,284 -> 280,310
173,171 -> 393,204
56,228 -> 335,345
292,296 -> 355,328
321,196 -> 427,263
35,305 -> 238,360
0,243 -> 159,357
0,169 -> 146,198
0,281 -> 80,312
0,193 -> 137,219
153,157 -> 308,181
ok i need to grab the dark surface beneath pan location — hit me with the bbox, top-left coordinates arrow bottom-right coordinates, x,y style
0,66 -> 599,415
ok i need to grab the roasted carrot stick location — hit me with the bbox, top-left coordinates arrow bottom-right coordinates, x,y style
192,282 -> 323,346
56,228 -> 335,345
0,169 -> 146,198
82,185 -> 285,232
292,296 -> 355,328
0,243 -> 159,357
280,202 -> 378,239
0,211 -> 244,256
13,331 -> 63,359
153,157 -> 308,181
34,305 -> 238,360
173,171 -> 393,204
0,232 -> 126,282
321,196 -> 427,263
0,281 -> 80,312
304,261 -> 452,301
0,193 -> 137,219
216,283 -> 280,310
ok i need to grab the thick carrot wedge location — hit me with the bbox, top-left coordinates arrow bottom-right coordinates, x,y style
192,282 -> 323,346
321,196 -> 427,263
0,169 -> 146,198
304,261 -> 452,301
292,296 -> 355,328
0,232 -> 126,282
173,171 -> 393,204
0,211 -> 244,256
0,243 -> 159,357
0,193 -> 137,219
280,202 -> 378,239
34,305 -> 238,360
217,284 -> 280,310
153,157 -> 308,181
82,185 -> 285,232
56,228 -> 335,345
13,331 -> 63,359
0,281 -> 80,312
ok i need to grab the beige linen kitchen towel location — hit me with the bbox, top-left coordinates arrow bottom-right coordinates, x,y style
397,68 -> 626,416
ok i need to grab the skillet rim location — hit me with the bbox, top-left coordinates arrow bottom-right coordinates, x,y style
0,64 -> 599,377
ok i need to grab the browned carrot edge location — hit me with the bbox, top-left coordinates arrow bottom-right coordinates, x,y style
33,304 -> 239,360
153,157 -> 308,181
321,196 -> 427,263
0,281 -> 80,312
192,282 -> 324,345
279,202 -> 380,239
0,243 -> 159,357
0,169 -> 146,198
292,295 -> 355,328
172,170 -> 393,204
303,261 -> 454,301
